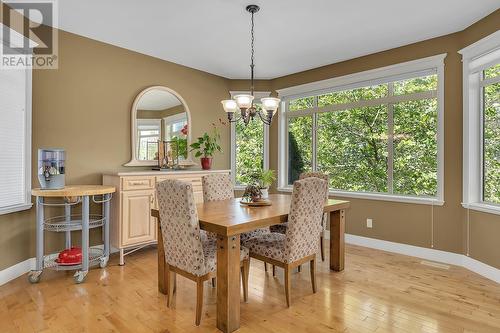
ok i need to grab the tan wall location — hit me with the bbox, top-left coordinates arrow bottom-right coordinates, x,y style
1,10 -> 499,272
266,9 -> 500,268
0,29 -> 232,270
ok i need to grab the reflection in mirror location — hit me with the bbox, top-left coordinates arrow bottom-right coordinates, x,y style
135,89 -> 188,162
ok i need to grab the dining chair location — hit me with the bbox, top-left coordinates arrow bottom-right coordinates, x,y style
156,179 -> 250,326
202,173 -> 271,242
271,171 -> 329,262
242,177 -> 327,307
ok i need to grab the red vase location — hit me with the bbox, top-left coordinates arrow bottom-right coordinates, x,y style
201,157 -> 212,170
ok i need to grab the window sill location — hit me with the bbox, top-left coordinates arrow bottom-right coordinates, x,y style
0,203 -> 33,216
277,187 -> 444,206
462,202 -> 500,216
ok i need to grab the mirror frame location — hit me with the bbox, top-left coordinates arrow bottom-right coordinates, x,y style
124,86 -> 192,166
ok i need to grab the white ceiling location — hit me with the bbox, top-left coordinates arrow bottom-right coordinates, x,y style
56,0 -> 499,79
137,89 -> 181,110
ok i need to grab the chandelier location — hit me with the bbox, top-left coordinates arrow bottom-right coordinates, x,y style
221,5 -> 280,126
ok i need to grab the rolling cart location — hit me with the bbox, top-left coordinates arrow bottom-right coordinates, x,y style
29,185 -> 116,284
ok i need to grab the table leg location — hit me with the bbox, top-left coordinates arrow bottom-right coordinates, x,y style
81,195 -> 90,272
103,194 -> 110,259
35,197 -> 44,271
216,234 -> 241,333
64,202 -> 71,249
330,209 -> 345,271
157,218 -> 168,295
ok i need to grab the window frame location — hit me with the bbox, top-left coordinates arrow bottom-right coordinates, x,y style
230,91 -> 270,189
277,54 -> 446,205
0,49 -> 32,215
460,30 -> 500,215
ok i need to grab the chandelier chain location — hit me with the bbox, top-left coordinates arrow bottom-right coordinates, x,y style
250,9 -> 255,96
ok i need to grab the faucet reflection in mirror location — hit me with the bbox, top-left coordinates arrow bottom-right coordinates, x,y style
220,5 -> 280,126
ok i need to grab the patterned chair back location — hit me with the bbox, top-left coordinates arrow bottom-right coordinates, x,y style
299,172 -> 329,200
156,179 -> 207,276
284,177 -> 327,262
202,173 -> 234,202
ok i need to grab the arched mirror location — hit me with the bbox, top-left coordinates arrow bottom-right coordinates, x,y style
125,86 -> 192,166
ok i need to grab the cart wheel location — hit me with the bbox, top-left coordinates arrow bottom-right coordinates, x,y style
73,271 -> 87,284
28,270 -> 42,284
99,257 -> 109,268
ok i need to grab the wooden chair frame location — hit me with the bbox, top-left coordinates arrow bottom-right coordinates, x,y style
251,253 -> 316,307
153,209 -> 250,326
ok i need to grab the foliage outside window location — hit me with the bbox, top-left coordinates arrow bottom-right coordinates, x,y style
234,103 -> 266,185
285,73 -> 440,199
482,63 -> 500,204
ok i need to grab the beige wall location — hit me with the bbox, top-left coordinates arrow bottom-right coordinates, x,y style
1,10 -> 499,272
264,10 -> 500,268
0,29 -> 232,270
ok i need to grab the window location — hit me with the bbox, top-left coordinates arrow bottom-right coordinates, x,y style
460,31 -> 500,215
278,55 -> 445,205
164,113 -> 188,141
231,91 -> 270,188
0,57 -> 32,215
137,119 -> 160,160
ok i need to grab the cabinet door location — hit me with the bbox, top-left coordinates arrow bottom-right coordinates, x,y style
121,190 -> 156,246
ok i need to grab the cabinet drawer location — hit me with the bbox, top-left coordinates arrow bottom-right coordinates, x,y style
157,176 -> 203,192
122,177 -> 155,191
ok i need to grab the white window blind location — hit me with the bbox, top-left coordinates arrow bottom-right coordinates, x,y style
0,64 -> 32,214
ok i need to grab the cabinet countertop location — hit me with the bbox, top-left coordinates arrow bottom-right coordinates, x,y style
103,169 -> 231,177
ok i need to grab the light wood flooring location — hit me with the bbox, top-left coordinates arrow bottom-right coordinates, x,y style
1,244 -> 499,333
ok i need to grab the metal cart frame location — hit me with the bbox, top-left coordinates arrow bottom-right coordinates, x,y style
29,192 -> 112,284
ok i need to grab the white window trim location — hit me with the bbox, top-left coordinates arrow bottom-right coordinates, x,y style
230,91 -> 270,189
277,54 -> 446,206
459,30 -> 500,215
0,53 -> 33,215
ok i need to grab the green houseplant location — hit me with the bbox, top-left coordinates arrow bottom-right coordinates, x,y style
189,123 -> 222,170
252,169 -> 276,199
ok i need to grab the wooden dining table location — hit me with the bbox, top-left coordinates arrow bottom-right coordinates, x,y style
152,193 -> 350,333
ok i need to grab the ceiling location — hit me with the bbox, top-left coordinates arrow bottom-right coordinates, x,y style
56,0 -> 499,79
137,90 -> 181,110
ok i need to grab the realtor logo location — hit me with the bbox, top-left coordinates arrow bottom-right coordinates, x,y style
1,0 -> 58,69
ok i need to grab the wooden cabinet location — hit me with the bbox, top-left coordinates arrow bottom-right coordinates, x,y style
121,189 -> 156,246
103,169 -> 230,265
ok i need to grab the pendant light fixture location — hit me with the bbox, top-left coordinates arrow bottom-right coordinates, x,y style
221,5 -> 280,126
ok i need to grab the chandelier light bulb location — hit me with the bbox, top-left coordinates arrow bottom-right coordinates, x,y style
221,100 -> 238,113
233,94 -> 254,109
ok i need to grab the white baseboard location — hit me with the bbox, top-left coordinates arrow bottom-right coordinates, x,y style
0,257 -> 35,286
0,245 -> 120,286
340,233 -> 500,284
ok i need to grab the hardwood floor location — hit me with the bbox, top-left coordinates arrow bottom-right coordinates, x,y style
1,244 -> 499,333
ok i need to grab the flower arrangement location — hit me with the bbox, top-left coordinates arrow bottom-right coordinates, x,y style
189,119 -> 225,169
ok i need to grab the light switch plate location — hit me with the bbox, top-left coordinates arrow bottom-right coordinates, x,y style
367,218 -> 373,228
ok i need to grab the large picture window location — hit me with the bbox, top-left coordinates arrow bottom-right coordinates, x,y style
278,55 -> 445,205
231,92 -> 270,187
460,31 -> 500,214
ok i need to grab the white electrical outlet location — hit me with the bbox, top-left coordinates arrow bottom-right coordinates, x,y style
366,218 -> 373,228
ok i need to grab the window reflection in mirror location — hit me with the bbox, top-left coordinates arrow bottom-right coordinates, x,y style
135,89 -> 188,161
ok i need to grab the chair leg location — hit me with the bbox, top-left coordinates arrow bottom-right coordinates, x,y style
241,259 -> 250,302
320,235 -> 325,262
195,279 -> 204,326
284,265 -> 291,307
166,267 -> 175,308
211,277 -> 216,288
264,262 -> 268,272
272,264 -> 276,277
310,258 -> 317,293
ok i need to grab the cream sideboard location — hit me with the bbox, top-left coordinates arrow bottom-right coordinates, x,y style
103,169 -> 230,265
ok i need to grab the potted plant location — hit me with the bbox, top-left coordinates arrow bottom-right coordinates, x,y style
189,123 -> 222,170
252,169 -> 276,199
242,184 -> 262,202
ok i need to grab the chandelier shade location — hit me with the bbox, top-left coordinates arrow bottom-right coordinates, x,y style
221,5 -> 280,126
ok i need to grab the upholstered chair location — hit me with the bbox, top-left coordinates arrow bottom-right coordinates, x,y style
271,171 -> 329,262
242,177 -> 327,307
202,173 -> 270,242
156,179 -> 250,325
